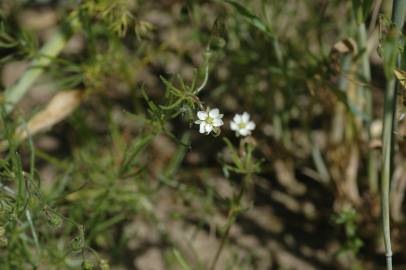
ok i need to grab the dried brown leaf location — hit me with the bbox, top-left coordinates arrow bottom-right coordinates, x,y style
394,68 -> 406,89
15,90 -> 83,140
0,90 -> 83,151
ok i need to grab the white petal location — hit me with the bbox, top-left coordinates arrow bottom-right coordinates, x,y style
209,108 -> 220,118
199,122 -> 206,133
195,120 -> 202,124
239,128 -> 250,136
233,114 -> 242,123
241,112 -> 250,122
197,111 -> 208,120
212,118 -> 223,127
230,121 -> 238,131
205,124 -> 213,134
246,121 -> 256,130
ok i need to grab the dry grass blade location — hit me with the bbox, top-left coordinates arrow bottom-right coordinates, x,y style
16,90 -> 83,139
1,90 -> 83,151
393,68 -> 406,89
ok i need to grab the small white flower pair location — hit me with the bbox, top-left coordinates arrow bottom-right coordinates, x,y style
195,108 -> 255,137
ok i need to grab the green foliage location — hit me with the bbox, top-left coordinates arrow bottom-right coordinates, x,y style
224,0 -> 276,39
352,0 -> 374,23
0,0 -> 404,269
79,0 -> 134,37
333,208 -> 363,255
381,23 -> 402,79
222,138 -> 261,176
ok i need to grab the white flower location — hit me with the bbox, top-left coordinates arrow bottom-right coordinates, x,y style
195,108 -> 224,135
230,112 -> 255,137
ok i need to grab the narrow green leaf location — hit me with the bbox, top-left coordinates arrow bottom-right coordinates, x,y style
224,0 -> 275,39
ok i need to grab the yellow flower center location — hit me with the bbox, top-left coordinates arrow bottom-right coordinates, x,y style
206,116 -> 213,124
238,123 -> 246,129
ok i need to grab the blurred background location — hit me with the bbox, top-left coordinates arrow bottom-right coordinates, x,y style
0,0 -> 404,269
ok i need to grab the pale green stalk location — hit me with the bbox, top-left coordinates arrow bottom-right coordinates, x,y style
25,210 -> 40,252
381,1 -> 406,269
357,21 -> 377,193
3,27 -> 72,114
382,78 -> 396,270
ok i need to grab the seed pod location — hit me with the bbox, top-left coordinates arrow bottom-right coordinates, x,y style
0,201 -> 14,219
71,236 -> 84,252
6,211 -> 17,222
46,212 -> 63,229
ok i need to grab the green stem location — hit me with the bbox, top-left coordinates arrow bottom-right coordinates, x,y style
3,28 -> 70,114
209,175 -> 248,270
163,132 -> 191,178
273,38 -> 283,65
209,208 -> 235,270
357,21 -> 377,193
195,50 -> 211,94
25,210 -> 40,253
381,78 -> 396,270
381,1 -> 406,269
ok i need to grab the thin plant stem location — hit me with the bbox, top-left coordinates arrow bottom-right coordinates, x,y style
382,77 -> 395,270
381,1 -> 406,269
357,21 -> 378,193
195,50 -> 211,94
209,208 -> 235,270
209,175 -> 248,270
25,210 -> 40,252
368,0 -> 382,35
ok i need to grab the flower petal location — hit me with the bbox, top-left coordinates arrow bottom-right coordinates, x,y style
246,121 -> 256,130
199,122 -> 206,133
241,112 -> 250,122
230,121 -> 238,131
205,124 -> 213,134
233,114 -> 242,123
239,128 -> 250,136
197,111 -> 208,120
212,118 -> 223,127
195,120 -> 202,124
209,108 -> 220,118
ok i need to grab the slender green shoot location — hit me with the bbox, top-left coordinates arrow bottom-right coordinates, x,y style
381,1 -> 406,269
